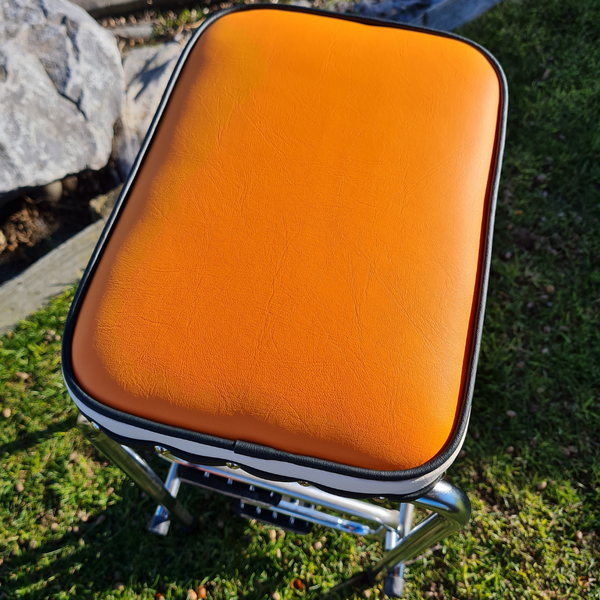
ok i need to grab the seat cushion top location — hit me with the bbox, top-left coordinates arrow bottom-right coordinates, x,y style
70,7 -> 502,472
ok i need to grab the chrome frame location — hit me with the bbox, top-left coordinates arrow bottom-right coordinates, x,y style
78,413 -> 470,597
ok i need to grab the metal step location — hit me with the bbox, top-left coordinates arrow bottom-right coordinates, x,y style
178,464 -> 283,506
234,500 -> 313,535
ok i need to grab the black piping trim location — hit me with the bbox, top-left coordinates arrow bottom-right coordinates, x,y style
62,4 -> 508,486
80,408 -> 442,501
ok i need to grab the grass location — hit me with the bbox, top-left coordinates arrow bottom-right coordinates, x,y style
1,0 -> 600,597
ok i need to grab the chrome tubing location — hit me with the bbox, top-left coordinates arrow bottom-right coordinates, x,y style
77,414 -> 195,530
239,498 -> 376,536
155,448 -> 400,530
383,503 -> 415,597
371,480 -> 470,583
148,462 -> 182,535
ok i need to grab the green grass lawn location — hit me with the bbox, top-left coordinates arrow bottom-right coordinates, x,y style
1,0 -> 600,597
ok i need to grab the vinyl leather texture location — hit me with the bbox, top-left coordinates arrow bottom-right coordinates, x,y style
72,8 -> 502,471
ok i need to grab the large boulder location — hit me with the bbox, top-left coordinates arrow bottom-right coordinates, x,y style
0,0 -> 125,196
114,42 -> 183,179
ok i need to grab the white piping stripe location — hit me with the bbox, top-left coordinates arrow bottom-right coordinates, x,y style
67,385 -> 466,496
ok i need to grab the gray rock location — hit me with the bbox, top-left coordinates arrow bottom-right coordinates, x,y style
353,0 -> 434,23
0,0 -> 125,196
114,42 -> 183,179
352,0 -> 503,28
409,0 -> 503,31
111,23 -> 154,41
71,0 -> 189,18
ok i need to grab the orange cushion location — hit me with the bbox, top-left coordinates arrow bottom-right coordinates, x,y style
71,8 -> 502,471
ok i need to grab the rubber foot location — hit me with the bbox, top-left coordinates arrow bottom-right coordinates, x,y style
383,573 -> 404,598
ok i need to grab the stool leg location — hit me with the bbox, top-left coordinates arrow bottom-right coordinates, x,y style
77,413 -> 196,530
383,503 -> 415,597
147,461 -> 182,535
371,480 -> 470,595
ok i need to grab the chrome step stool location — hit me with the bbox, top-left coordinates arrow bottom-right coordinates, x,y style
78,413 -> 470,596
63,5 -> 506,597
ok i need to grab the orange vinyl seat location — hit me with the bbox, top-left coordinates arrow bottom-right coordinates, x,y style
63,6 -> 506,498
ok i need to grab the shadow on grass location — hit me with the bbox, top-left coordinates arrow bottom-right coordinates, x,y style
0,413 -> 78,457
2,475 -> 368,599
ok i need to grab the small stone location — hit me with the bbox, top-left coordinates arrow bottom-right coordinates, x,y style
546,284 -> 555,294
458,450 -> 466,459
541,348 -> 549,354
505,446 -> 514,454
541,67 -> 550,80
543,325 -> 552,333
73,526 -> 79,533
276,548 -> 282,559
272,593 -> 281,600
534,174 -> 547,185
42,180 -> 63,202
186,591 -> 197,600
107,487 -> 114,495
527,301 -> 535,309
503,251 -> 513,260
95,514 -> 106,526
506,410 -> 517,418
573,546 -> 580,555
62,175 -> 78,193
50,522 -> 59,532
537,481 -> 547,490
516,361 -> 525,369
29,539 -> 38,550
15,482 -> 24,493
363,591 -> 372,598
575,530 -> 583,542
114,582 -> 125,590
277,529 -> 285,539
269,529 -> 277,541
313,541 -> 322,550
15,372 -> 30,380
560,325 -> 569,332
2,408 -> 10,419
562,447 -> 571,457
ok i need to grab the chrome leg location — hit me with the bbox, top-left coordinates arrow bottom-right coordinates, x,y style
383,503 -> 415,597
371,480 -> 470,595
77,413 -> 195,530
148,461 -> 182,535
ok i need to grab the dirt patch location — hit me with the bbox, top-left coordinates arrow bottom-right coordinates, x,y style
0,166 -> 120,285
